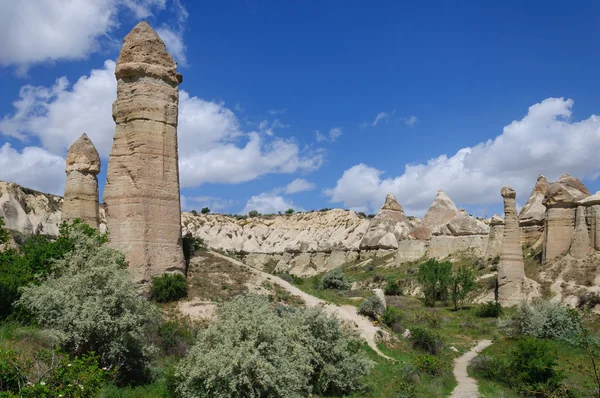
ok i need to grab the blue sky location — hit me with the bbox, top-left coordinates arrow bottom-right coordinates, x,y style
1,0 -> 599,217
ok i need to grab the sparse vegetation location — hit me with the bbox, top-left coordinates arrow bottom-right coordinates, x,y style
248,210 -> 259,217
321,267 -> 351,290
358,294 -> 385,320
201,207 -> 210,214
475,301 -> 503,318
417,259 -> 452,307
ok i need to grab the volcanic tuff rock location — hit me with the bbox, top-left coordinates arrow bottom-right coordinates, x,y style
543,174 -> 590,263
62,134 -> 100,229
498,186 -> 526,306
0,182 -> 62,237
411,190 -> 459,240
570,205 -> 591,259
103,22 -> 185,284
359,193 -> 412,250
518,175 -> 550,245
580,192 -> 600,251
484,214 -> 504,259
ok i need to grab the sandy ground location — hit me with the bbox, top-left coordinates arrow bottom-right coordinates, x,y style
450,340 -> 493,398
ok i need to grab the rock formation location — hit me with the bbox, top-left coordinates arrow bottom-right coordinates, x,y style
103,22 -> 185,283
580,192 -> 600,251
518,175 -> 550,245
62,134 -> 101,229
570,205 -> 591,258
359,193 -> 412,250
411,190 -> 458,240
497,186 -> 526,305
484,214 -> 504,259
543,174 -> 590,264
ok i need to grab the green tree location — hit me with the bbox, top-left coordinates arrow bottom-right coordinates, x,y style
417,259 -> 452,307
201,207 -> 210,214
450,265 -> 476,310
248,210 -> 259,217
285,208 -> 294,215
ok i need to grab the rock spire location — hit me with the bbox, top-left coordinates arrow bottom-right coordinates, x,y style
62,134 -> 100,229
411,190 -> 458,240
103,21 -> 185,284
498,185 -> 525,306
360,193 -> 412,249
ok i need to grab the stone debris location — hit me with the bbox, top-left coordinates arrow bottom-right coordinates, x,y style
103,21 -> 185,284
62,134 -> 101,229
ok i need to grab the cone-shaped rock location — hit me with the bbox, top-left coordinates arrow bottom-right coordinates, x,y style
103,22 -> 185,283
62,133 -> 100,229
360,193 -> 412,249
498,185 -> 525,306
542,174 -> 590,263
518,175 -> 550,245
411,190 -> 458,240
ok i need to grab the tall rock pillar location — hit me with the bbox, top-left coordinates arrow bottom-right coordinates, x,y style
498,186 -> 525,306
63,134 -> 100,229
103,22 -> 185,283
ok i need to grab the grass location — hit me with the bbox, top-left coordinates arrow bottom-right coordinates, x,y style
186,251 -> 252,301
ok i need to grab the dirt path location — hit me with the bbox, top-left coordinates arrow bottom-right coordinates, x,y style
209,251 -> 392,359
450,340 -> 493,398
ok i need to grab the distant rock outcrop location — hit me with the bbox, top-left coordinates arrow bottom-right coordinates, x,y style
411,190 -> 458,240
543,174 -> 590,263
62,134 -> 100,229
103,22 -> 185,284
359,193 -> 412,250
498,186 -> 529,306
580,192 -> 600,251
484,214 -> 504,259
518,175 -> 550,245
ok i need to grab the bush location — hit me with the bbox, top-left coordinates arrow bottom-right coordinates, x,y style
382,307 -> 403,328
285,208 -> 294,215
412,354 -> 443,376
0,217 -> 9,245
498,300 -> 579,342
469,354 -> 509,383
476,301 -> 503,318
384,275 -> 402,296
248,210 -> 259,217
417,259 -> 452,307
449,265 -> 476,310
17,225 -> 159,382
150,273 -> 188,303
510,337 -> 564,393
0,348 -> 112,397
201,207 -> 210,214
358,295 -> 385,320
175,295 -> 373,398
409,327 -> 442,355
321,268 -> 351,290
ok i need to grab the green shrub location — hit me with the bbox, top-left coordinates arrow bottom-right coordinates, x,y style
0,348 -> 112,398
152,319 -> 196,358
469,354 -> 509,383
175,295 -> 373,398
498,300 -> 579,342
449,265 -> 476,310
248,210 -> 259,217
150,273 -> 188,303
384,275 -> 402,296
409,327 -> 442,355
510,337 -> 564,393
201,207 -> 210,214
358,295 -> 385,320
382,307 -> 403,328
321,268 -> 351,290
412,354 -> 443,376
17,226 -> 159,382
475,301 -> 503,318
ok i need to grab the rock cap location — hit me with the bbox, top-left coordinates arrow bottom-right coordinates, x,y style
501,185 -> 516,199
65,133 -> 101,174
543,174 -> 590,207
578,191 -> 600,206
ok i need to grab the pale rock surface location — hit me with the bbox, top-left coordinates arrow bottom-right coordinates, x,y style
411,189 -> 459,240
484,214 -> 504,259
62,134 -> 100,229
543,174 -> 590,263
372,288 -> 386,308
579,192 -> 600,251
0,182 -> 62,237
570,206 -> 591,258
395,239 -> 427,264
498,186 -> 528,306
360,193 -> 413,249
103,22 -> 185,283
427,235 -> 489,259
518,175 -> 550,245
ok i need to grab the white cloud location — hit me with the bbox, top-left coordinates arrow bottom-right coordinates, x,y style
404,115 -> 418,127
241,192 -> 301,215
155,0 -> 188,66
0,143 -> 65,195
315,127 -> 342,143
271,119 -> 290,129
0,60 -> 324,190
268,108 -> 286,115
0,0 -> 166,72
325,98 -> 600,216
284,178 -> 316,194
372,112 -> 389,126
